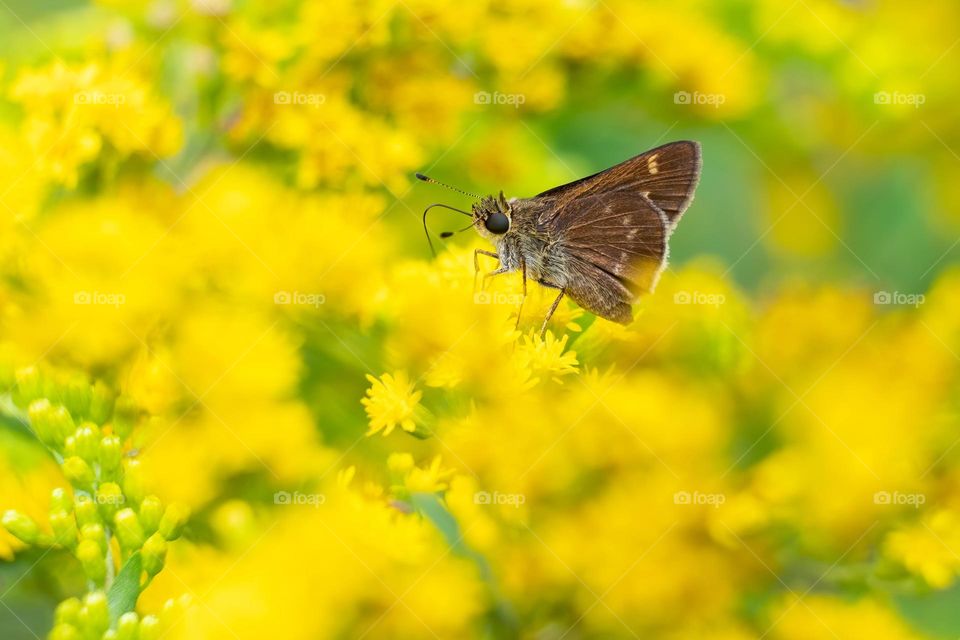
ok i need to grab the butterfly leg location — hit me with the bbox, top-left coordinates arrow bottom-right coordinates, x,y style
538,281 -> 566,339
514,257 -> 527,331
481,265 -> 512,292
473,249 -> 499,293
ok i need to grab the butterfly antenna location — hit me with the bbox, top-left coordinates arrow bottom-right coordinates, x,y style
440,222 -> 475,238
415,173 -> 482,200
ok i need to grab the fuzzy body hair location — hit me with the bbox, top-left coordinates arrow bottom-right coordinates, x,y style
472,196 -> 572,288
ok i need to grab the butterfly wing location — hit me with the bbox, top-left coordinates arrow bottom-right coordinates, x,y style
537,141 -> 701,229
539,191 -> 669,324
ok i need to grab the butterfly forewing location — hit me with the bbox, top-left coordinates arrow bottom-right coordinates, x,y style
536,140 -> 701,228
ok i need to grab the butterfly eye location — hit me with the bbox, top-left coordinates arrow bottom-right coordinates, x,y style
484,211 -> 510,234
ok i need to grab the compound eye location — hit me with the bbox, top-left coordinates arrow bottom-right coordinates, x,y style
484,211 -> 510,234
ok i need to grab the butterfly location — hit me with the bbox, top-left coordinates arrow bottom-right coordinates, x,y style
419,140 -> 702,336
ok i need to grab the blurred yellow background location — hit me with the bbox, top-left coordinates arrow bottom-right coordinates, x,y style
2,0 -> 960,638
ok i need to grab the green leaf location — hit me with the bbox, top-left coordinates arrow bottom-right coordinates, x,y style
411,493 -> 466,553
107,552 -> 142,624
411,492 -> 494,581
411,493 -> 518,634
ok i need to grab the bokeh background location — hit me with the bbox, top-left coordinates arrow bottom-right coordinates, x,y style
2,0 -> 960,638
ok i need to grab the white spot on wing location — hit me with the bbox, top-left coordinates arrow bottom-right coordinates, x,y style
647,154 -> 659,174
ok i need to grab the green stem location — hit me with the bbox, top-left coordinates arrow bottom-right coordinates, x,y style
104,530 -> 115,590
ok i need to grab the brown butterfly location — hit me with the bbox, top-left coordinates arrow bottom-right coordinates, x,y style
419,140 -> 702,336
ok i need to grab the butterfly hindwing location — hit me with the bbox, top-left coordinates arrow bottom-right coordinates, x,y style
539,191 -> 669,324
536,140 -> 701,228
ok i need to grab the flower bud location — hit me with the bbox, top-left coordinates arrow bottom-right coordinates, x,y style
161,597 -> 179,619
77,538 -> 106,585
114,508 -> 145,551
139,496 -> 163,536
116,611 -> 139,640
112,395 -> 139,441
50,510 -> 78,548
80,523 -> 107,554
15,366 -> 43,405
48,623 -> 81,640
89,380 -> 115,426
28,399 -> 59,447
123,459 -> 146,507
2,510 -> 39,544
75,496 -> 100,528
63,435 -> 77,458
63,456 -> 95,491
54,597 -> 82,626
99,435 -> 122,478
142,533 -> 167,576
158,503 -> 189,541
73,423 -> 101,464
42,371 -> 64,404
63,374 -> 92,420
139,614 -> 161,640
50,487 -> 73,513
79,591 -> 110,636
96,482 -> 125,521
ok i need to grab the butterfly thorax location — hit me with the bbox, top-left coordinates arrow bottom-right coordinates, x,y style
473,194 -> 565,284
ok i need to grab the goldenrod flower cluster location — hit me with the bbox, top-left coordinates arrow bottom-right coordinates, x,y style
0,1 -> 959,639
1,367 -> 190,639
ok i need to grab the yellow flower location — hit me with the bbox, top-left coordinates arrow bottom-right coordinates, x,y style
884,509 -> 960,589
512,330 -> 579,386
402,455 -> 456,494
361,371 -> 423,436
769,594 -> 925,640
9,61 -> 182,187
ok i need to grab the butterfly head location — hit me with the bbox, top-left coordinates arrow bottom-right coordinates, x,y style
473,191 -> 512,237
